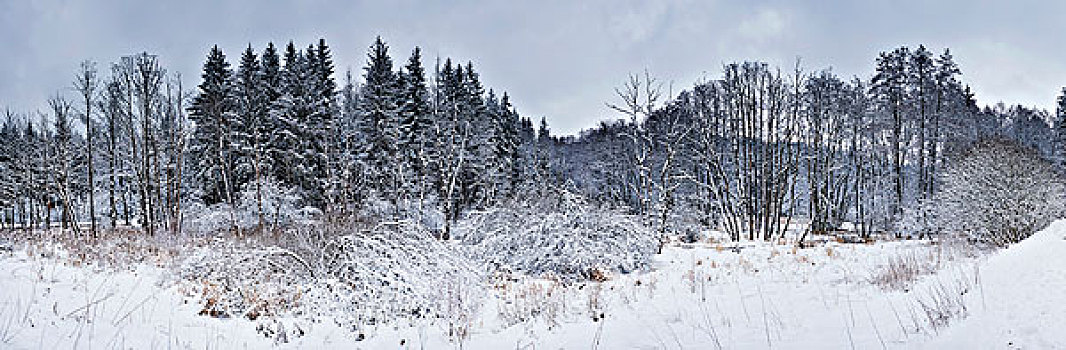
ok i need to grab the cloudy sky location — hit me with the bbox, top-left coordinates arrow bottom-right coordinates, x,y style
2,0 -> 1064,135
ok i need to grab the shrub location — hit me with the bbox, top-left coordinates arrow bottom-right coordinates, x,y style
456,189 -> 657,282
931,138 -> 1066,246
178,220 -> 482,332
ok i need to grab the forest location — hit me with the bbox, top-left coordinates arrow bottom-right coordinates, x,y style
0,37 -> 1064,348
0,38 -> 1060,243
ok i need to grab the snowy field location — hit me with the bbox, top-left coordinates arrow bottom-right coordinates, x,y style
0,221 -> 1063,349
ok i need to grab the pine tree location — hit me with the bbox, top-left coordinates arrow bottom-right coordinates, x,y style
1056,87 -> 1066,168
398,47 -> 434,196
493,92 -> 522,198
270,41 -> 313,202
188,45 -> 238,208
459,62 -> 489,207
870,47 -> 909,221
0,113 -> 17,228
931,48 -> 960,190
910,45 -> 934,200
235,45 -> 268,227
360,36 -> 401,203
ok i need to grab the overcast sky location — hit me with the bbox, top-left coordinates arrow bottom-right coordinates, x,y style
2,0 -> 1065,135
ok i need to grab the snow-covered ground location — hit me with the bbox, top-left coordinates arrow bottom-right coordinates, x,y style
0,221 -> 1063,349
924,219 -> 1066,349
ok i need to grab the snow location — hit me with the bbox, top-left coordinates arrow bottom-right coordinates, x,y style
0,221 -> 1063,349
924,219 -> 1066,349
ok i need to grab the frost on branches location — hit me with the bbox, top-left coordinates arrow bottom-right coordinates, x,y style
457,189 -> 658,282
178,221 -> 482,334
931,138 -> 1066,246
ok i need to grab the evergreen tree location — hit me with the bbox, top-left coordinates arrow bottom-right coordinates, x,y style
398,47 -> 434,192
234,45 -> 262,187
360,36 -> 401,202
498,93 -> 522,197
870,47 -> 909,220
270,41 -> 312,201
303,39 -> 338,208
0,114 -> 17,227
234,44 -> 269,226
259,41 -> 282,179
261,42 -> 283,103
459,62 -> 489,206
1054,89 -> 1066,168
931,48 -> 960,189
50,96 -> 76,229
910,45 -> 935,199
188,45 -> 238,206
535,116 -> 553,186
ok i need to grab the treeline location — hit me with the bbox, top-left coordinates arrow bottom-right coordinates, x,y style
0,42 -> 1061,241
0,37 -> 552,238
555,45 -> 1059,242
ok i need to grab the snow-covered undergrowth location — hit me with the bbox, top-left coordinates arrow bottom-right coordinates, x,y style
3,219 -> 1063,348
177,221 -> 483,339
457,190 -> 658,281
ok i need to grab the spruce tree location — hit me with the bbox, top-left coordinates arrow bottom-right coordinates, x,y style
497,92 -> 522,197
1056,87 -> 1066,168
459,62 -> 489,206
270,41 -> 312,201
931,48 -> 960,191
188,45 -> 238,206
399,47 -> 433,189
0,115 -> 17,227
234,45 -> 262,188
360,36 -> 401,202
235,44 -> 269,226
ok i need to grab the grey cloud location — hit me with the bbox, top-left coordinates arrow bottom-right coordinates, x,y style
1,0 -> 1064,134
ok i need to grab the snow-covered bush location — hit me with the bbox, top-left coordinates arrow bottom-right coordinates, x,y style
301,222 -> 482,329
183,179 -> 310,236
236,178 -> 305,229
178,220 -> 482,333
932,138 -> 1066,246
182,202 -> 238,236
355,193 -> 447,235
456,189 -> 657,281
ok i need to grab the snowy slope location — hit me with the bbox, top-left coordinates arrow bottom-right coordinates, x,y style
923,219 -> 1066,349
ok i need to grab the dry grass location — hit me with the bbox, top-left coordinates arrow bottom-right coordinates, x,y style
869,250 -> 937,291
0,226 -> 200,269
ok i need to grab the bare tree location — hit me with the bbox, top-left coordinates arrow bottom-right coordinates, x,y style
685,62 -> 801,241
74,60 -> 100,238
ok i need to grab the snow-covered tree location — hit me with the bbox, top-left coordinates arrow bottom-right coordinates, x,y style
870,47 -> 909,221
188,46 -> 238,210
397,47 -> 435,202
360,36 -> 402,204
932,138 -> 1065,246
1054,87 -> 1066,168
